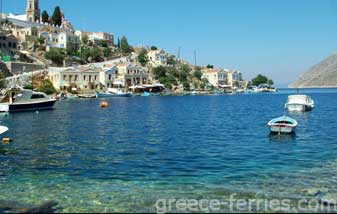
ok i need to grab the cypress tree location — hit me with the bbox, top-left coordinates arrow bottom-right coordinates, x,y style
41,10 -> 49,23
51,6 -> 62,26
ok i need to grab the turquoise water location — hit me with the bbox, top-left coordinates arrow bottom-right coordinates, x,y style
1,89 -> 337,212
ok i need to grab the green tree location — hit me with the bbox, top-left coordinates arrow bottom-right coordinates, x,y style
150,46 -> 158,50
206,64 -> 214,69
103,47 -> 112,58
183,81 -> 190,91
51,6 -> 62,26
267,79 -> 274,86
37,37 -> 45,45
81,34 -> 89,46
120,36 -> 132,54
66,42 -> 78,56
45,48 -> 65,66
194,70 -> 202,80
117,37 -> 120,49
0,79 -> 7,89
39,79 -> 56,95
100,40 -> 108,48
252,74 -> 268,86
153,66 -> 167,79
138,49 -> 149,66
23,84 -> 33,90
178,64 -> 191,82
167,55 -> 176,66
89,47 -> 102,62
41,10 -> 49,23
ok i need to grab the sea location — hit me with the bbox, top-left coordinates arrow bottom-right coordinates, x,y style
0,88 -> 337,212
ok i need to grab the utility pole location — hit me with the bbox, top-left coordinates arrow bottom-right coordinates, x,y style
0,0 -> 3,31
194,50 -> 197,67
177,46 -> 181,64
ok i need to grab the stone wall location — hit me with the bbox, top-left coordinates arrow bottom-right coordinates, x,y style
5,62 -> 45,75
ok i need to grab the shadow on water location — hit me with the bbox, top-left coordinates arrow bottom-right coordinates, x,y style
269,132 -> 297,143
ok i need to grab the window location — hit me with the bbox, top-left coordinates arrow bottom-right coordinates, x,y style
94,75 -> 97,81
31,94 -> 45,99
89,75 -> 92,82
108,74 -> 111,80
75,75 -> 78,81
69,75 -> 72,81
63,75 -> 66,81
84,75 -> 86,80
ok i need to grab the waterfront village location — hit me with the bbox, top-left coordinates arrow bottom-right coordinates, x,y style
0,0 -> 276,100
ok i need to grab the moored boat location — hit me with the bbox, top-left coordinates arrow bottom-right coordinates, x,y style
96,91 -> 132,98
78,94 -> 96,99
285,95 -> 314,111
0,87 -> 57,112
268,116 -> 298,134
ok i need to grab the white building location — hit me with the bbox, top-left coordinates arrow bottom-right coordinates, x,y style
75,31 -> 114,46
99,65 -> 118,89
227,70 -> 243,87
201,68 -> 228,88
49,65 -> 101,92
147,49 -> 168,67
116,63 -> 148,87
40,31 -> 80,50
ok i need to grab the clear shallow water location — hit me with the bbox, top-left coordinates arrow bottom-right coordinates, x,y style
0,89 -> 337,212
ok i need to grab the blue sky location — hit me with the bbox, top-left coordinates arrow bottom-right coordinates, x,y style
4,0 -> 337,86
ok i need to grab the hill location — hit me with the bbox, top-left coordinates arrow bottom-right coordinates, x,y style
289,52 -> 337,88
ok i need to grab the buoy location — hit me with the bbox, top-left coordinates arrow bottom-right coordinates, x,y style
101,101 -> 109,108
36,110 -> 39,114
2,138 -> 12,144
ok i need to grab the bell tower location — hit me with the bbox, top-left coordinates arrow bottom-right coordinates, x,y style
26,0 -> 40,22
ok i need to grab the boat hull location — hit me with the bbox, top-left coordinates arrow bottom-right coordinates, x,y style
96,92 -> 132,98
285,103 -> 313,112
8,100 -> 57,112
269,125 -> 295,134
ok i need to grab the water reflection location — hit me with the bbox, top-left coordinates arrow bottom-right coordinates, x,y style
269,132 -> 297,143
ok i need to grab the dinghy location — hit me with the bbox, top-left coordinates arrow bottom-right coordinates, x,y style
268,116 -> 298,134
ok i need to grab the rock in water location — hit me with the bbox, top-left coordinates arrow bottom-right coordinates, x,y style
19,201 -> 58,213
0,200 -> 58,213
290,52 -> 337,88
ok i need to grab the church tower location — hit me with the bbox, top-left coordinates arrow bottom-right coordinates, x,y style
26,0 -> 40,22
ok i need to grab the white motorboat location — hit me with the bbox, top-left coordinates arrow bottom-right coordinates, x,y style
268,116 -> 298,134
285,95 -> 314,111
0,87 -> 57,112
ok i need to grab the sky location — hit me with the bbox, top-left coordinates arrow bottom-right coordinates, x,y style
4,0 -> 337,86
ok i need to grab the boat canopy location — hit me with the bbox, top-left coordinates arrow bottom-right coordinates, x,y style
287,95 -> 310,104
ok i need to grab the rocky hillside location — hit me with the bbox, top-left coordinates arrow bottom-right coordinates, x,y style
290,52 -> 337,88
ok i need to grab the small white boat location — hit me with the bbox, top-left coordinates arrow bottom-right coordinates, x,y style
0,126 -> 8,135
96,88 -> 132,98
268,116 -> 298,134
285,95 -> 314,111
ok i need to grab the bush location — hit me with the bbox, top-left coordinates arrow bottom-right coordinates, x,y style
138,49 -> 149,66
24,84 -> 33,90
183,81 -> 190,91
194,70 -> 202,80
45,48 -> 65,66
39,79 -> 56,95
